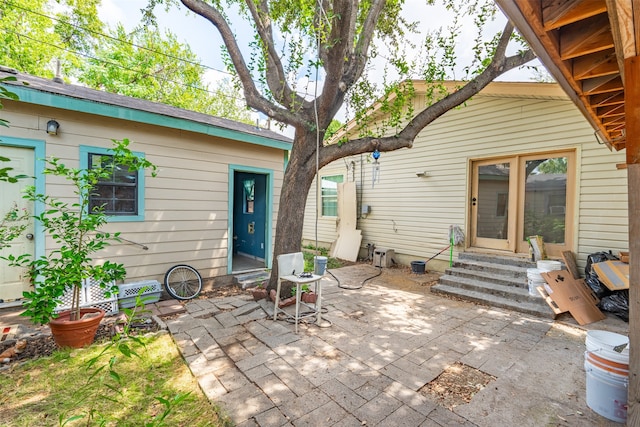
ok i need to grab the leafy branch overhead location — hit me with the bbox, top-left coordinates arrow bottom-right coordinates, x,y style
155,0 -> 537,277
172,0 -> 534,162
0,0 -> 252,123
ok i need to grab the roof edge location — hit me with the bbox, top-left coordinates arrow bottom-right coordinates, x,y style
0,69 -> 292,150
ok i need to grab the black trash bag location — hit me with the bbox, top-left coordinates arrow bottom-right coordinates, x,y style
585,275 -> 611,299
584,251 -> 619,299
599,290 -> 629,322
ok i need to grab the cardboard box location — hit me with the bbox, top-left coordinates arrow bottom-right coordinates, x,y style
541,270 -> 605,325
619,251 -> 629,263
593,260 -> 629,291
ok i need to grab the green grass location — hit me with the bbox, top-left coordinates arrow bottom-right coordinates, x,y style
302,248 -> 343,272
0,333 -> 232,427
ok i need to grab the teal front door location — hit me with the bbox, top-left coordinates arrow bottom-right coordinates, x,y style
233,172 -> 266,261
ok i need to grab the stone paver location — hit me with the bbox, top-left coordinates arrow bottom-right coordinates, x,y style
148,265 -> 627,427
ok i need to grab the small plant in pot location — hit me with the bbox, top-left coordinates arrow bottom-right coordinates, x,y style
292,284 -> 317,304
3,139 -> 156,348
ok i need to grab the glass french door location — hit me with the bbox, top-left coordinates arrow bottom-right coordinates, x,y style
471,151 -> 575,257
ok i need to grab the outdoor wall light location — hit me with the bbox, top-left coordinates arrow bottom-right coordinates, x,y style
46,119 -> 60,135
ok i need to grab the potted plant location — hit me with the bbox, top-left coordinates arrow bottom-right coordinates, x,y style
301,288 -> 317,304
291,283 -> 317,304
3,139 -> 156,348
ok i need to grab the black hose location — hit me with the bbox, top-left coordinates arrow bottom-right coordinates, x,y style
336,265 -> 383,290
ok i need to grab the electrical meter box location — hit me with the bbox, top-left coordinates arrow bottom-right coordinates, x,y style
373,248 -> 395,268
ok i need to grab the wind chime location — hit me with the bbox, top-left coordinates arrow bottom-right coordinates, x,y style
371,149 -> 381,188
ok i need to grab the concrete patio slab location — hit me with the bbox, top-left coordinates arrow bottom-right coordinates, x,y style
163,265 -> 628,426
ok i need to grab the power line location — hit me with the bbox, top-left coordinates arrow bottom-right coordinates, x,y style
0,1 -> 319,108
0,27 -> 247,104
3,0 -> 233,79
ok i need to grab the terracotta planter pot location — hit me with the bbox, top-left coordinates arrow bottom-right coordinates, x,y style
252,288 -> 268,301
301,292 -> 317,304
49,307 -> 105,348
269,289 -> 297,308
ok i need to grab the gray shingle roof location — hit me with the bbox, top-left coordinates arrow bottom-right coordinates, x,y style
0,67 -> 291,146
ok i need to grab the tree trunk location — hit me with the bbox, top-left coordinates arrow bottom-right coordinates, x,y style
268,132 -> 317,289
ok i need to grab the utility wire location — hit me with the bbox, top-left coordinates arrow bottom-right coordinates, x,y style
2,0 -> 232,78
0,27 -> 240,101
0,0 -> 321,102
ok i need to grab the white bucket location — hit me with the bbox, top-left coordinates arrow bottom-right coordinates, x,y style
526,268 -> 545,297
536,260 -> 562,272
584,330 -> 629,422
586,330 -> 629,365
584,354 -> 628,422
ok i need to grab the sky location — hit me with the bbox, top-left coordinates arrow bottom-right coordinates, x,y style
97,0 -> 544,128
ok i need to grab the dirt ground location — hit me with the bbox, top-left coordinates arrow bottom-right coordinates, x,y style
324,262 -> 442,293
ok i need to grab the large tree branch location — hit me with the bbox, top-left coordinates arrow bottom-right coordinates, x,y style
343,0 -> 386,84
320,22 -> 536,167
314,0 -> 387,129
244,0 -> 309,112
396,22 -> 535,141
180,0 -> 306,126
314,0 -> 354,124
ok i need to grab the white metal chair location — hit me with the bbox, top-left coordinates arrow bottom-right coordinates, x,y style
273,252 -> 323,333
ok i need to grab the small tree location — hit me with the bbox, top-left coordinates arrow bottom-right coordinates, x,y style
5,139 -> 157,325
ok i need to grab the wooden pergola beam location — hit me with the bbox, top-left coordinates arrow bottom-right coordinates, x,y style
626,54 -> 640,425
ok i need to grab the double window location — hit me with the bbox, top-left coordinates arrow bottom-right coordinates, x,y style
80,146 -> 146,222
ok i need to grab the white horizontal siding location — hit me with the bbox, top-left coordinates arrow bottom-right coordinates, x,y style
304,88 -> 629,272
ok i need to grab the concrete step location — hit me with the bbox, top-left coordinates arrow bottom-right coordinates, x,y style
431,283 -> 555,319
458,252 -> 537,269
439,274 -> 534,300
445,267 -> 528,289
451,259 -> 531,279
234,271 -> 270,289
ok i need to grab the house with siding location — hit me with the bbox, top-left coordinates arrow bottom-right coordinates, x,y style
302,81 -> 628,274
0,68 -> 290,306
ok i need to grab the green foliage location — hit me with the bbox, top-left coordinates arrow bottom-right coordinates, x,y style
0,1 -> 252,122
301,246 -> 342,271
535,158 -> 567,174
291,283 -> 311,296
0,202 -> 29,250
0,0 -> 102,79
2,139 -> 157,325
524,210 -> 565,245
60,289 -> 190,427
0,332 -> 231,426
0,75 -> 20,133
0,76 -> 31,249
0,155 -> 29,183
323,119 -> 343,141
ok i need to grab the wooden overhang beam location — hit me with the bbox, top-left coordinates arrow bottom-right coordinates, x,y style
496,0 -> 620,148
625,0 -> 640,409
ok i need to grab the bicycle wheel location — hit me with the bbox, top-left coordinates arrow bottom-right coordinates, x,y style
164,264 -> 202,300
